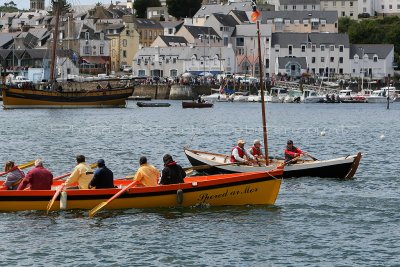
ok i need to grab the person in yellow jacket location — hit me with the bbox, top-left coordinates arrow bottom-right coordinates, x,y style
64,155 -> 94,189
133,156 -> 159,187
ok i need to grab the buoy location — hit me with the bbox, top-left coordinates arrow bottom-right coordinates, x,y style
320,130 -> 326,136
176,189 -> 183,204
380,134 -> 385,140
60,191 -> 67,210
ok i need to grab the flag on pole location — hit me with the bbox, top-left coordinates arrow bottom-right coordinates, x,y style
251,0 -> 260,22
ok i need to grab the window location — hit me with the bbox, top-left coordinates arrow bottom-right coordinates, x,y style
398,4 -> 400,9
312,5 -> 315,10
84,46 -> 90,54
224,37 -> 228,46
100,45 -> 104,55
321,57 -> 325,62
339,68 -> 343,74
100,32 -> 104,40
138,70 -> 146,76
350,12 -> 353,17
339,45 -> 344,52
126,30 -> 130,35
312,57 -> 316,63
85,32 -> 89,40
303,5 -> 307,9
389,4 -> 393,9
321,45 -> 325,51
168,28 -> 173,35
170,69 -> 177,77
122,39 -> 127,47
330,57 -> 334,63
312,45 -> 316,52
339,57 -> 343,63
341,1 -> 345,6
350,2 -> 353,6
363,7 -> 367,12
123,50 -> 127,58
382,5 -> 384,9
373,56 -> 378,62
173,58 -> 177,64
330,45 -> 334,51
149,31 -> 152,38
236,37 -> 244,46
333,1 -> 336,6
284,5 -> 287,10
342,11 -> 345,16
293,5 -> 296,10
301,45 -> 306,52
289,45 -> 293,55
353,69 -> 355,73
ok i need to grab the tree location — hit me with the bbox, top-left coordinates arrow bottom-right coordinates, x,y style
49,0 -> 71,15
133,0 -> 161,19
0,1 -> 18,12
166,0 -> 202,19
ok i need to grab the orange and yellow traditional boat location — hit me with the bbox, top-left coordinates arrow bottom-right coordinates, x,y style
0,169 -> 282,212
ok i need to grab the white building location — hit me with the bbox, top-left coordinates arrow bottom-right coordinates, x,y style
320,0 -> 359,18
277,0 -> 321,11
269,32 -> 351,77
132,46 -> 235,77
349,44 -> 394,79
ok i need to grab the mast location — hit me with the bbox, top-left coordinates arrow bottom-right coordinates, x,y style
256,20 -> 269,165
50,0 -> 61,84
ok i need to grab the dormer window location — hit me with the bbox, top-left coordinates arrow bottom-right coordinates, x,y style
373,55 -> 378,62
85,32 -> 89,40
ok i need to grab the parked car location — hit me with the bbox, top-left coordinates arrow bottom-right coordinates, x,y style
121,65 -> 132,72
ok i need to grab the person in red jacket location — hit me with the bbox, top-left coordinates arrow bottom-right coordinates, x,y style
17,159 -> 53,190
284,140 -> 305,163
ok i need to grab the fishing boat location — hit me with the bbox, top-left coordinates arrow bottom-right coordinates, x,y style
137,102 -> 171,107
1,2 -> 134,109
182,102 -> 213,108
2,85 -> 134,108
184,149 -> 362,179
0,169 -> 283,211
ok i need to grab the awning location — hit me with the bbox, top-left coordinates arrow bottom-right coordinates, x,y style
81,56 -> 109,64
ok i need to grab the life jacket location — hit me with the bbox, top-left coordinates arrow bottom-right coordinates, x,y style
230,146 -> 245,162
251,146 -> 262,156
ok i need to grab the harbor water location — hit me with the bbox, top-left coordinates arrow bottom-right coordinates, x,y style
0,101 -> 399,266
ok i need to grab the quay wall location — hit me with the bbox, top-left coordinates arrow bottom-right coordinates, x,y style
133,85 -> 212,99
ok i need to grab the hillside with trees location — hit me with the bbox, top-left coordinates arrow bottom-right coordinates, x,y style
339,17 -> 400,67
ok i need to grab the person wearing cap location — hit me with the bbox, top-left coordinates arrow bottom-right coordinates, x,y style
284,140 -> 305,163
17,159 -> 53,190
64,155 -> 94,189
88,159 -> 115,189
248,139 -> 264,159
2,161 -> 25,190
230,139 -> 255,163
159,154 -> 186,185
132,156 -> 159,187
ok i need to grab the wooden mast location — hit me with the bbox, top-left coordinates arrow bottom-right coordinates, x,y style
256,20 -> 269,165
49,0 -> 61,84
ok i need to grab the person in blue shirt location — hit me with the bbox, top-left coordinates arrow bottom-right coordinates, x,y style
88,159 -> 115,189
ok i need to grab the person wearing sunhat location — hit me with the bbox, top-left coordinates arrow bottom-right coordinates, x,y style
230,139 -> 255,163
284,140 -> 305,163
159,154 -> 186,185
88,159 -> 115,189
248,139 -> 264,160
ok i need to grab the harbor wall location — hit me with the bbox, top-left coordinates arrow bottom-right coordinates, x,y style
133,85 -> 212,99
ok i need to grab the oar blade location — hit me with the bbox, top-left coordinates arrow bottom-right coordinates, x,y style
89,201 -> 108,218
46,184 -> 65,214
19,160 -> 35,169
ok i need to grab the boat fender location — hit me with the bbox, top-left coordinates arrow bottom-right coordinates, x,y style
176,189 -> 183,204
60,191 -> 67,210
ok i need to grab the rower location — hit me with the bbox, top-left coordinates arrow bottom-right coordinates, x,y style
248,139 -> 264,160
284,140 -> 305,163
230,139 -> 255,164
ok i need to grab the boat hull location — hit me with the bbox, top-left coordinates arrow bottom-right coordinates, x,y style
182,102 -> 213,108
0,171 -> 282,211
184,149 -> 362,179
137,102 -> 170,107
2,87 -> 134,108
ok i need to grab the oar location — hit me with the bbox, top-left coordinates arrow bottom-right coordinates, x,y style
52,162 -> 98,181
304,153 -> 318,161
46,183 -> 65,214
0,160 -> 35,177
280,155 -> 302,167
89,180 -> 139,218
183,161 -> 247,172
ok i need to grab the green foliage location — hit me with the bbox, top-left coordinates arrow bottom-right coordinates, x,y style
340,17 -> 400,65
49,0 -> 71,15
133,0 -> 161,19
166,0 -> 202,19
0,1 -> 18,12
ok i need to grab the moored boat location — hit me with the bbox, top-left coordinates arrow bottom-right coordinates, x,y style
137,102 -> 170,107
182,102 -> 213,108
184,148 -> 362,179
0,170 -> 282,211
2,84 -> 134,109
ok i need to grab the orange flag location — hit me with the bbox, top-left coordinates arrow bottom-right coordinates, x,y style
251,0 -> 260,22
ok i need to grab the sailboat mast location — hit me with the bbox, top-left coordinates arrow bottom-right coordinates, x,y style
256,20 -> 269,165
50,0 -> 61,84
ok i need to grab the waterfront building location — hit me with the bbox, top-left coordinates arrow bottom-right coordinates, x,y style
30,0 -> 45,11
349,44 -> 394,79
175,25 -> 223,47
262,11 -> 339,33
277,0 -> 321,11
132,45 -> 235,77
269,32 -> 351,77
320,0 -> 359,18
131,18 -> 163,48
